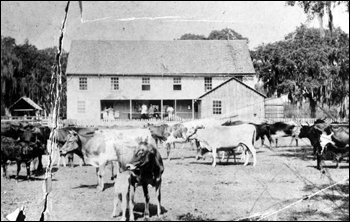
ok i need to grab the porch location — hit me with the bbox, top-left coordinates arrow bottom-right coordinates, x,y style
100,99 -> 199,121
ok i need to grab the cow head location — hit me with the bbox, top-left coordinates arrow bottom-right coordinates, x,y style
185,125 -> 205,141
60,130 -> 80,155
298,125 -> 312,139
126,141 -> 160,173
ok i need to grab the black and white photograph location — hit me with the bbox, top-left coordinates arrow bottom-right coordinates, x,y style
1,1 -> 349,221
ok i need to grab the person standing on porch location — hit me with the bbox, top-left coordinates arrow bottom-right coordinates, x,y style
167,105 -> 174,121
141,103 -> 148,119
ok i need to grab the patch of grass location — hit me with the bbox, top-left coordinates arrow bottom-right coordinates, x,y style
177,213 -> 214,221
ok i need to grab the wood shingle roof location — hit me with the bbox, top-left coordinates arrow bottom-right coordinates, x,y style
66,40 -> 255,76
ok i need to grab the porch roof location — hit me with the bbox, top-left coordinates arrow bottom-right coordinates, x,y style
103,92 -> 196,100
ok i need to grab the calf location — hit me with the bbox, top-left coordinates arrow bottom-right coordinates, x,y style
188,124 -> 257,167
126,141 -> 164,220
1,136 -> 45,179
112,170 -> 136,221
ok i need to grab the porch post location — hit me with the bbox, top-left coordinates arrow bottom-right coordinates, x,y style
174,99 -> 177,120
192,99 -> 194,119
161,99 -> 163,120
130,100 -> 132,120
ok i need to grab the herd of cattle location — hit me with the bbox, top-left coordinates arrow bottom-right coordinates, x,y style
1,118 -> 349,220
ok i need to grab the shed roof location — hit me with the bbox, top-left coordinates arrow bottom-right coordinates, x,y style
198,77 -> 266,99
66,40 -> 255,76
9,97 -> 43,111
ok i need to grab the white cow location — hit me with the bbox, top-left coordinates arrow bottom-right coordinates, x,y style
60,128 -> 152,191
188,124 -> 257,167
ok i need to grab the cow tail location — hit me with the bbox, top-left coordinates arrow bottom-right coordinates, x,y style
252,129 -> 256,147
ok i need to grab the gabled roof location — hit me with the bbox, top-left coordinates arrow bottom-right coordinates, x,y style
198,77 -> 266,99
66,40 -> 255,76
9,97 -> 43,111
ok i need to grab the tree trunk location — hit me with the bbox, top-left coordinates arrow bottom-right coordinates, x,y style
308,95 -> 317,118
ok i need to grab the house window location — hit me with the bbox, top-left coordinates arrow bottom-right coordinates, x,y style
111,77 -> 119,90
79,77 -> 87,90
173,77 -> 182,90
204,77 -> 212,92
77,101 -> 85,113
142,77 -> 150,91
213,100 -> 222,115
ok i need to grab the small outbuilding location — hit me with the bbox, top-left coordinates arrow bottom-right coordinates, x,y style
197,77 -> 266,119
8,97 -> 43,118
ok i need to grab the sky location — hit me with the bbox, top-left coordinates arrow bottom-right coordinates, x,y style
1,1 -> 349,52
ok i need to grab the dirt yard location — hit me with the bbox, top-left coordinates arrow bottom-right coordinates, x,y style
1,137 -> 349,221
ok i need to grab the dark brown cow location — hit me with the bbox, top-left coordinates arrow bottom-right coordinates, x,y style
126,141 -> 164,220
1,136 -> 46,179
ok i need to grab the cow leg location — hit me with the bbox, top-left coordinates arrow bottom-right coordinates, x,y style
245,144 -> 257,166
232,150 -> 236,164
16,161 -> 21,179
68,153 -> 74,168
211,148 -> 217,167
155,180 -> 162,217
37,155 -> 43,171
142,184 -> 150,220
129,186 -> 135,221
181,143 -> 186,160
316,152 -> 324,170
2,164 -> 8,179
96,165 -> 105,192
26,162 -> 31,179
111,193 -> 121,218
220,151 -> 225,162
166,143 -> 171,161
62,155 -> 67,167
195,140 -> 201,160
261,136 -> 265,147
120,189 -> 128,221
110,162 -> 115,180
275,138 -> 278,148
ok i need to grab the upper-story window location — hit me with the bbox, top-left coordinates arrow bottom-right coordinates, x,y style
111,77 -> 119,90
204,77 -> 212,92
79,77 -> 87,90
142,77 -> 150,91
173,77 -> 182,90
213,100 -> 222,115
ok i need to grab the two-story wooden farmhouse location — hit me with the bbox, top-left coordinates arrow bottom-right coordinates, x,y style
66,40 -> 264,121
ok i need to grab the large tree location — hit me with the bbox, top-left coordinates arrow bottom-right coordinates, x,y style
286,1 -> 349,37
1,36 -> 68,117
179,28 -> 249,43
251,25 -> 349,118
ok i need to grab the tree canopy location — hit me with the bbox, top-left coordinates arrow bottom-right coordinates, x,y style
250,25 -> 349,117
178,28 -> 249,43
286,1 -> 349,36
1,36 -> 68,117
